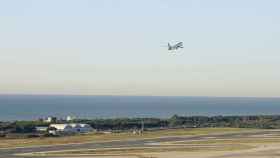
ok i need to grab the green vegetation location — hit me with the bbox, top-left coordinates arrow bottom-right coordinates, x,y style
76,115 -> 280,130
0,121 -> 49,133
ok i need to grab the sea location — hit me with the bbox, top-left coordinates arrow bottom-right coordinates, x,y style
0,95 -> 280,121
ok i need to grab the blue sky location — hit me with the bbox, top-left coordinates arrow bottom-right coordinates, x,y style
0,0 -> 280,97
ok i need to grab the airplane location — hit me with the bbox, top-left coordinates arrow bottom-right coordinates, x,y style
167,42 -> 183,51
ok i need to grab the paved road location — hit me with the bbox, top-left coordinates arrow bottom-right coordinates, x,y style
0,130 -> 277,158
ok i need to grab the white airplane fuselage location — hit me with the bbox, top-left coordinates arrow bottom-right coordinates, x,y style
168,42 -> 183,50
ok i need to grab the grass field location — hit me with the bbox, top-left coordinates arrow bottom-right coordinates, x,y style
0,128 -> 249,148
27,145 -> 252,157
181,138 -> 280,144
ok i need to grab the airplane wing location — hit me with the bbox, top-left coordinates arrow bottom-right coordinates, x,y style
175,42 -> 183,47
177,42 -> 183,46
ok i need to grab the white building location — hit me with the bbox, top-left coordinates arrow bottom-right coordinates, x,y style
44,117 -> 57,123
70,123 -> 93,133
66,116 -> 76,122
49,124 -> 75,133
49,123 -> 93,134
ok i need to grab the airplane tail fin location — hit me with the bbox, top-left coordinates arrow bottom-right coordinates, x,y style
168,43 -> 171,50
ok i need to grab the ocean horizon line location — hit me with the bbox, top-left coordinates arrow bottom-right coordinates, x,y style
0,93 -> 279,99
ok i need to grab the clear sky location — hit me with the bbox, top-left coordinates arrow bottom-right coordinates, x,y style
0,0 -> 279,97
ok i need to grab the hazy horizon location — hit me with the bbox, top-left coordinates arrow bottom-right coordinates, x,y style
1,94 -> 280,99
1,0 -> 280,97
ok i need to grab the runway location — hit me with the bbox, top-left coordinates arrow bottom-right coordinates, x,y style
0,130 -> 278,158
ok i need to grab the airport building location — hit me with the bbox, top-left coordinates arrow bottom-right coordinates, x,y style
49,123 -> 93,134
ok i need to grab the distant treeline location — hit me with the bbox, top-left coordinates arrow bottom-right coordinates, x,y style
77,115 -> 280,130
1,115 -> 280,134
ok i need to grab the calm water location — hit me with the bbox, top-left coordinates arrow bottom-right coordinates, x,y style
0,95 -> 280,121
